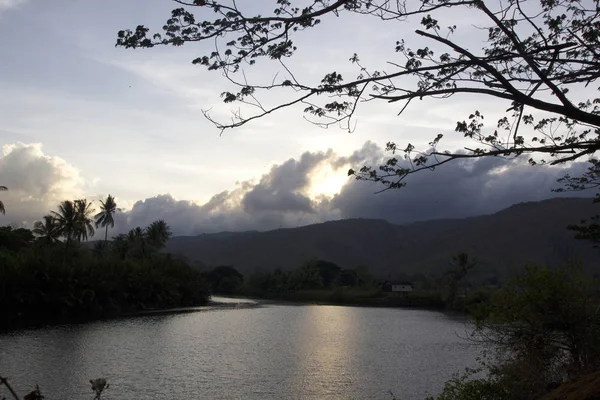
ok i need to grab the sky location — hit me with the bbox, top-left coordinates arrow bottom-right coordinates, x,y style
0,0 -> 594,236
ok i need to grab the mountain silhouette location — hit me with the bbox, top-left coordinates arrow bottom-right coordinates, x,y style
165,197 -> 600,278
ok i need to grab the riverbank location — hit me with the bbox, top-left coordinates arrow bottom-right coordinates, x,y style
0,296 -> 260,333
229,288 -> 448,310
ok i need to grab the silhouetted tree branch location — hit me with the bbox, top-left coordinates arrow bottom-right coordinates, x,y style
117,0 -> 600,190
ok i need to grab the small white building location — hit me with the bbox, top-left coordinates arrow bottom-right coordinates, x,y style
391,283 -> 413,293
381,281 -> 414,293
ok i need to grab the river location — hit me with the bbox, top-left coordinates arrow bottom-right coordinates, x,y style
0,298 -> 480,400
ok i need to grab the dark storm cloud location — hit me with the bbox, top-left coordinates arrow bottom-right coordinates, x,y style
331,145 -> 593,224
241,150 -> 333,213
119,141 -> 594,236
120,150 -> 340,235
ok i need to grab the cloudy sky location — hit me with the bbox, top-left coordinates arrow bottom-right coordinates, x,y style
0,0 -> 593,236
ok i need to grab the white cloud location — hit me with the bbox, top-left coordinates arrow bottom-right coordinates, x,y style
0,142 -> 86,225
0,0 -> 26,11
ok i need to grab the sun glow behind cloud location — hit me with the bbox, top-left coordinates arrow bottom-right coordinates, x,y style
307,164 -> 350,199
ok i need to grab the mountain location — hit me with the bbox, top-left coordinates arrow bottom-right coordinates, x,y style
165,197 -> 600,278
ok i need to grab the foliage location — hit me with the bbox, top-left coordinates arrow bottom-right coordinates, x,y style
0,186 -> 7,215
0,227 -> 34,252
202,265 -> 244,294
94,194 -> 119,243
476,265 -> 600,377
50,199 -> 96,256
117,0 -> 600,190
111,220 -> 172,260
425,367 -> 510,400
0,244 -> 209,328
32,215 -> 60,245
445,252 -> 477,305
1,202 -> 207,329
431,265 -> 600,400
0,375 -> 109,400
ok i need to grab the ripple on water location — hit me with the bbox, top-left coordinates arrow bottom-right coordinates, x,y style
0,301 -> 479,400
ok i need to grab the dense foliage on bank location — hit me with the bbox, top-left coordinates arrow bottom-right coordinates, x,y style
201,256 -> 490,310
425,265 -> 600,400
0,198 -> 209,330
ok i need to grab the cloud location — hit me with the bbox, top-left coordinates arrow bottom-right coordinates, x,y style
0,141 -> 593,236
122,150 -> 344,235
119,142 -> 594,236
331,144 -> 593,224
0,142 -> 85,225
0,0 -> 25,12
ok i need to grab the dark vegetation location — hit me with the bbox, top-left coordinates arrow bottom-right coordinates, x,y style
0,196 -> 209,330
201,256 -> 490,311
425,265 -> 600,400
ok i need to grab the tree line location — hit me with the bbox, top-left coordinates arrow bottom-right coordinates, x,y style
0,194 -> 209,330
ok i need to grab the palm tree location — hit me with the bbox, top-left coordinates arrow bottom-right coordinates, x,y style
95,194 -> 119,244
52,199 -> 95,258
52,200 -> 78,251
32,215 -> 60,244
145,219 -> 171,250
127,226 -> 148,258
74,199 -> 95,242
112,233 -> 130,259
0,186 -> 7,215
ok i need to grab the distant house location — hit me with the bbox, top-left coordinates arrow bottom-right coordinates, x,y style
381,281 -> 414,293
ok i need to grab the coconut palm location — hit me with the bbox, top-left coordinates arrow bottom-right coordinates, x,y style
52,199 -> 96,256
52,200 -> 78,250
0,186 -> 7,215
145,219 -> 171,250
126,226 -> 148,258
32,215 -> 60,244
95,194 -> 118,244
73,199 -> 95,242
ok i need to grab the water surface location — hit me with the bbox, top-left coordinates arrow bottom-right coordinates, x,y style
0,300 -> 478,400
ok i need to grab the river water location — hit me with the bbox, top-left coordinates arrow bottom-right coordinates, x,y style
0,298 -> 480,400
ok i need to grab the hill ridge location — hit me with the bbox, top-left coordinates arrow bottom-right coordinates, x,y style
165,197 -> 600,277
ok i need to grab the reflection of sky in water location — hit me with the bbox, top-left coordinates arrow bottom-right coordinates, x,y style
0,303 -> 478,400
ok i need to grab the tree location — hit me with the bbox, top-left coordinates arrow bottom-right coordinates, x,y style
145,219 -> 172,250
51,199 -> 96,255
32,215 -> 60,245
117,0 -> 600,190
0,226 -> 34,252
450,252 -> 477,296
0,186 -> 6,215
52,200 -> 79,252
111,233 -> 131,260
73,199 -> 95,242
203,265 -> 244,294
127,226 -> 148,258
110,220 -> 173,260
468,265 -> 600,399
95,194 -> 119,244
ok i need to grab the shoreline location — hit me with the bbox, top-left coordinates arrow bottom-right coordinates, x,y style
0,297 -> 260,333
217,291 -> 455,311
1,293 -> 467,333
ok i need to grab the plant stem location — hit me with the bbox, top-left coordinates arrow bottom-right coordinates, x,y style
0,376 -> 21,400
